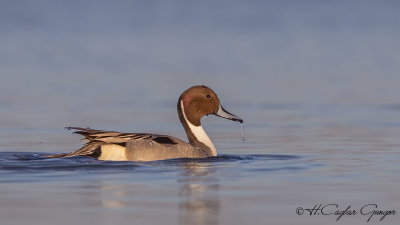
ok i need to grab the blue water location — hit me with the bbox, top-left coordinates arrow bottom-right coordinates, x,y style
1,103 -> 399,225
1,0 -> 400,224
0,152 -> 313,225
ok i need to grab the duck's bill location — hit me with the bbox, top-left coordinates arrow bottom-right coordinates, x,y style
214,105 -> 243,123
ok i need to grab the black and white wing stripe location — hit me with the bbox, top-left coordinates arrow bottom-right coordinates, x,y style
66,126 -> 178,145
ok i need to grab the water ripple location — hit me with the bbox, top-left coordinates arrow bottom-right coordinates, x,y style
0,152 -> 303,173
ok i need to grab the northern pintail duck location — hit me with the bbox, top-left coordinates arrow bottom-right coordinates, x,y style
47,85 -> 243,161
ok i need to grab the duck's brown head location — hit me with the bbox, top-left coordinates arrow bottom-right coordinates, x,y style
178,85 -> 243,126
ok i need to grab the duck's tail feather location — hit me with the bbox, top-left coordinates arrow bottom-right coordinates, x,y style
45,141 -> 103,158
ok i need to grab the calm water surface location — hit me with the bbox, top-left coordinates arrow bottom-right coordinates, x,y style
1,1 -> 400,224
1,103 -> 399,225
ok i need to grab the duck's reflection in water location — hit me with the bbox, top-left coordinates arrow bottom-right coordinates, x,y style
177,162 -> 220,225
76,162 -> 220,224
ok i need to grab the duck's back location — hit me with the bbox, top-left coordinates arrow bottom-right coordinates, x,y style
124,137 -> 208,161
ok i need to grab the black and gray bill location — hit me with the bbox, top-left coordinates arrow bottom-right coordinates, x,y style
214,105 -> 243,123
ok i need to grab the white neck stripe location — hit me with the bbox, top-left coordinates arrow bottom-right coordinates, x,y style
180,100 -> 217,156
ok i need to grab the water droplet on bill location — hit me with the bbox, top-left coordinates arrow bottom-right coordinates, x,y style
240,122 -> 245,142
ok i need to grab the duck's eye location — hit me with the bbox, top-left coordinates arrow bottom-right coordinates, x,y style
206,94 -> 211,98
